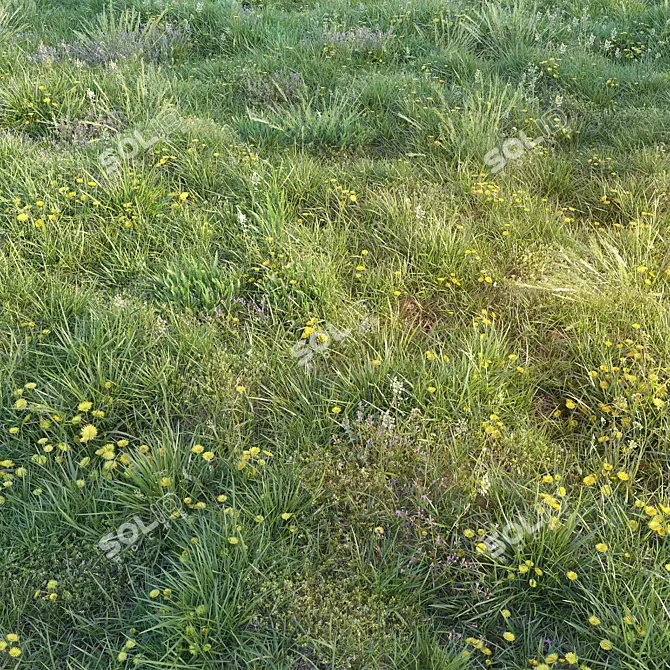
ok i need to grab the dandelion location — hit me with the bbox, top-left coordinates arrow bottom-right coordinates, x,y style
191,444 -> 204,453
78,401 -> 92,411
235,385 -> 245,393
595,542 -> 608,552
567,571 -> 578,580
565,652 -> 578,664
331,407 -> 342,414
503,631 -> 515,641
599,639 -> 613,650
589,615 -> 601,626
617,471 -> 629,481
228,537 -> 239,545
80,424 -> 97,442
202,452 -> 214,461
281,512 -> 293,520
583,474 -> 597,485
149,589 -> 160,598
6,634 -> 18,642
502,609 -> 511,618
9,647 -> 21,657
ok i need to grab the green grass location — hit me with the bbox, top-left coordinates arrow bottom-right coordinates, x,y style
1,0 -> 670,667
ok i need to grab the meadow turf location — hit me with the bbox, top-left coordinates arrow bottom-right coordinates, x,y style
1,0 -> 670,667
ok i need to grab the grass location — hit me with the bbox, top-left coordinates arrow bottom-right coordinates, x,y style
0,0 -> 669,667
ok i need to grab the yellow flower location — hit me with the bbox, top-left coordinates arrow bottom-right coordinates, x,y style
202,452 -> 214,461
78,401 -> 92,411
217,494 -> 227,503
228,537 -> 239,545
566,571 -> 578,581
179,192 -> 189,201
546,654 -> 558,663
235,385 -> 245,393
14,398 -> 27,409
149,589 -> 160,598
160,477 -> 171,487
564,652 -> 578,664
464,529 -> 475,538
595,542 -> 608,552
617,471 -> 629,481
565,399 -> 576,409
191,444 -> 204,453
331,407 -> 342,414
599,639 -> 613,650
46,579 -> 58,589
281,512 -> 293,520
6,634 -> 18,642
80,424 -> 97,442
9,647 -> 21,657
503,631 -> 515,641
501,609 -> 511,618
427,386 -> 436,393
118,651 -> 128,661
49,593 -> 58,601
255,515 -> 264,523
583,474 -> 597,485
589,615 -> 601,626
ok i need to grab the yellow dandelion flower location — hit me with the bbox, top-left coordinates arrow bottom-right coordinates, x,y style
589,616 -> 601,626
503,632 -> 515,641
599,639 -> 613,650
228,537 -> 239,545
567,571 -> 578,580
595,542 -> 608,552
80,424 -> 97,442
